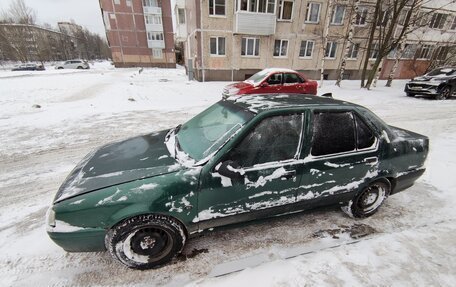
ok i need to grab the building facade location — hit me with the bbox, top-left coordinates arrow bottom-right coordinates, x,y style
0,23 -> 79,62
175,0 -> 456,81
99,0 -> 176,68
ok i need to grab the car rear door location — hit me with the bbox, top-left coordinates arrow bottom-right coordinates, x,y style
295,108 -> 381,208
282,73 -> 305,94
196,111 -> 307,231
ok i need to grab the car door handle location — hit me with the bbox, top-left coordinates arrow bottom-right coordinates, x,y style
281,170 -> 296,179
364,157 -> 378,164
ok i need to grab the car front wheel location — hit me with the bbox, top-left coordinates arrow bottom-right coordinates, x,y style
436,86 -> 451,100
406,92 -> 415,97
341,180 -> 390,218
106,214 -> 186,269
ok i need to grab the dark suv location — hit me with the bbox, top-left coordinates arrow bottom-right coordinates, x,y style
405,67 -> 456,100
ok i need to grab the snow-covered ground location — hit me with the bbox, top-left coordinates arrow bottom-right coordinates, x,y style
0,64 -> 455,286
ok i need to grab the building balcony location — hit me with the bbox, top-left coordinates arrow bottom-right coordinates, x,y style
145,23 -> 163,32
147,40 -> 165,49
143,6 -> 161,15
234,11 -> 276,35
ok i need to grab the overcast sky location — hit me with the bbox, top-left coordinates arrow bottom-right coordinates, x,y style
0,0 -> 107,37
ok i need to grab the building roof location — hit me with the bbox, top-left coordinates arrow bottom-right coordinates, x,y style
228,93 -> 355,113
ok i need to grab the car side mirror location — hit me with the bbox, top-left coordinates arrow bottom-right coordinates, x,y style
321,93 -> 333,98
260,82 -> 268,88
216,160 -> 244,179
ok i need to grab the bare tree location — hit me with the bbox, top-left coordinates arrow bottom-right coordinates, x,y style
335,0 -> 360,86
5,0 -> 35,24
319,0 -> 334,88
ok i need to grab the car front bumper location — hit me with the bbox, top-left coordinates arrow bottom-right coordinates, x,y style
405,82 -> 441,95
47,226 -> 106,252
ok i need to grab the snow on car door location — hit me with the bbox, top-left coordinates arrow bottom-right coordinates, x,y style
296,110 -> 380,206
196,113 -> 305,230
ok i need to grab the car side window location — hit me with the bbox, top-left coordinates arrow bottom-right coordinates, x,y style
283,73 -> 303,84
311,111 -> 356,156
355,114 -> 375,149
228,114 -> 303,167
266,73 -> 282,85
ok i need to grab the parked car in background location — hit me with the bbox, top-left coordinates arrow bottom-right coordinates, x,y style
55,60 -> 90,70
46,93 -> 428,269
405,67 -> 456,100
11,63 -> 45,71
222,68 -> 318,99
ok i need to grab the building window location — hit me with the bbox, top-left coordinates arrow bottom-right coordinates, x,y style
114,0 -> 121,5
146,15 -> 162,24
153,49 -> 163,59
398,9 -> 411,26
147,32 -> 164,41
433,46 -> 449,60
299,40 -> 314,57
126,0 -> 132,7
429,13 -> 448,29
417,44 -> 432,59
331,5 -> 345,25
278,0 -> 293,20
273,39 -> 288,57
401,44 -> 417,59
241,37 -> 260,56
348,43 -> 359,59
178,8 -> 185,24
355,6 -> 368,26
209,0 -> 225,16
305,2 -> 321,23
325,41 -> 337,58
369,43 -> 379,59
210,37 -> 226,56
143,0 -> 160,7
377,10 -> 389,27
239,0 -> 275,13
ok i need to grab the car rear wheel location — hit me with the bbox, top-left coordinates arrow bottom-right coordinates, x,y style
436,86 -> 451,100
341,180 -> 390,218
57,67 -> 63,69
77,66 -> 83,69
106,214 -> 186,269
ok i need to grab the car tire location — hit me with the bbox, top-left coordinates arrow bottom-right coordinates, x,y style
406,93 -> 415,97
57,67 -> 63,69
436,86 -> 451,100
105,214 -> 186,270
77,66 -> 83,69
341,180 -> 390,218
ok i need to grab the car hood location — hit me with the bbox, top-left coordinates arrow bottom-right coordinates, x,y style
54,129 -> 184,203
411,75 -> 453,82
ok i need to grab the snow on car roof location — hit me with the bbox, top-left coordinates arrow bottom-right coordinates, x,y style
227,94 -> 353,113
261,68 -> 300,74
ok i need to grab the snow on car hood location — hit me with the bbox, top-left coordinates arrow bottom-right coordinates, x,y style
54,129 -> 184,203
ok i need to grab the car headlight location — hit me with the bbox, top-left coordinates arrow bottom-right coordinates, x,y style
431,78 -> 447,82
46,207 -> 56,227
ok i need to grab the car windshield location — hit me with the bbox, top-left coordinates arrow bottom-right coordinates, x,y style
176,101 -> 254,162
427,68 -> 456,76
245,70 -> 270,85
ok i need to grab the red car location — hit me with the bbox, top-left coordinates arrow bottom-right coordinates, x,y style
222,68 -> 318,99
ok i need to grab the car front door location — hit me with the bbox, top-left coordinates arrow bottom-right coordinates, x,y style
296,109 -> 381,207
196,112 -> 306,231
258,73 -> 283,93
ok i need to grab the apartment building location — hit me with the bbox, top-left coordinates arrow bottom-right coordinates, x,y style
0,23 -> 78,61
99,0 -> 175,68
176,0 -> 456,81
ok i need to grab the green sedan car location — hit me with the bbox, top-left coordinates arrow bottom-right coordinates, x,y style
46,94 -> 428,269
